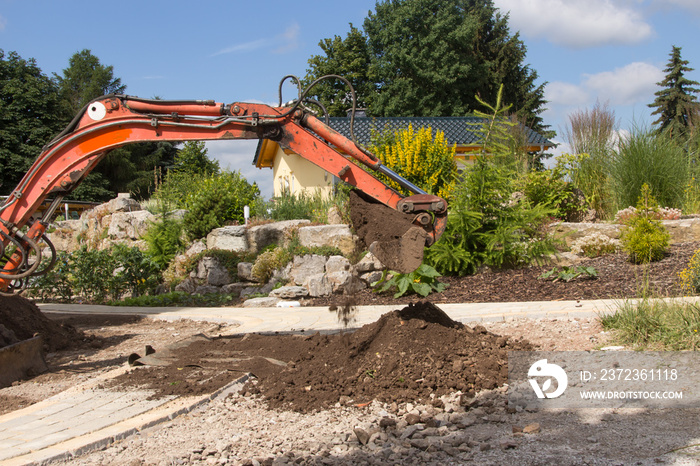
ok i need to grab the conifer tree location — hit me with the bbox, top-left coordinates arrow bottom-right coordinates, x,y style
649,46 -> 700,139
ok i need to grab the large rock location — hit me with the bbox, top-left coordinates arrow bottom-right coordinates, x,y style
206,225 -> 248,252
269,285 -> 309,299
325,255 -> 351,274
237,262 -> 253,282
288,254 -> 328,286
107,210 -> 155,240
246,219 -> 311,254
661,218 -> 700,244
306,273 -> 333,297
194,257 -> 231,286
242,297 -> 281,308
549,222 -> 622,247
354,251 -> 384,273
298,224 -> 358,256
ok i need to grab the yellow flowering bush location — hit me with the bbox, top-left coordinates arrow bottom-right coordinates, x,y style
679,249 -> 700,296
370,125 -> 457,200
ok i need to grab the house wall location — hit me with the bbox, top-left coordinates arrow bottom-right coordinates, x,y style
272,148 -> 335,199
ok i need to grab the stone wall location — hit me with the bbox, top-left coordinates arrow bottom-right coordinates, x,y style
45,196 -> 373,302
549,218 -> 700,246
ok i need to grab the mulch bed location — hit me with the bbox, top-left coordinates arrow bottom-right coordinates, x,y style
308,242 -> 700,307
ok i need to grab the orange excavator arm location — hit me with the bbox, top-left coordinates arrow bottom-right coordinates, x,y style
0,92 -> 447,294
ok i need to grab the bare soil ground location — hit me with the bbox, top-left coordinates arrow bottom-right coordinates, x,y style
1,242 -> 699,465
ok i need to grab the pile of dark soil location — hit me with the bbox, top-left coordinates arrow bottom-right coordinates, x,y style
0,295 -> 86,351
252,301 -> 531,412
114,301 -> 531,412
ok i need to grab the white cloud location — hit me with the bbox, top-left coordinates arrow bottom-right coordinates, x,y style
211,22 -> 300,58
273,24 -> 301,54
0,15 -> 6,31
545,82 -> 590,106
546,62 -> 662,109
494,0 -> 654,48
211,39 -> 269,57
582,62 -> 664,105
655,0 -> 700,15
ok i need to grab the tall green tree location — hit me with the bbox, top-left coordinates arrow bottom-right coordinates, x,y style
174,141 -> 220,176
649,45 -> 700,139
303,0 -> 549,135
0,50 -> 69,195
303,24 -> 375,116
55,51 -> 178,201
55,49 -> 126,114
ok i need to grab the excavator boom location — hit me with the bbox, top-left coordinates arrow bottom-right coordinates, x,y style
0,92 -> 447,294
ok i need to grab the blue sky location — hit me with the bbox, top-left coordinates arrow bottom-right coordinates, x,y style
1,0 -> 699,198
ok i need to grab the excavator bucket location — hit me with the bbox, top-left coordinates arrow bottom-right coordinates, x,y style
349,191 -> 430,273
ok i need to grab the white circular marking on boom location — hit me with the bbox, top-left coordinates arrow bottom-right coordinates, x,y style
87,102 -> 107,121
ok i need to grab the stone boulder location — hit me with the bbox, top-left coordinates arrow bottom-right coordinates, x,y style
242,297 -> 281,308
107,210 -> 155,240
206,225 -> 248,252
298,224 -> 358,256
550,218 -> 700,247
269,285 -> 309,299
237,262 -> 253,282
288,254 -> 328,286
661,218 -> 700,244
549,222 -> 622,247
193,257 -> 231,286
353,251 -> 384,273
246,219 -> 311,254
306,273 -> 333,297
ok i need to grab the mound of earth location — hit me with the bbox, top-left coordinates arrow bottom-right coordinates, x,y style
113,301 -> 531,413
0,295 -> 86,351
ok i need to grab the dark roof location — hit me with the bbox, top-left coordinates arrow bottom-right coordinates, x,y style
328,116 -> 554,149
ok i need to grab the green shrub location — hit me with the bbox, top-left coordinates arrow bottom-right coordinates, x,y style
113,291 -> 237,307
183,171 -> 261,240
621,217 -> 670,264
611,126 -> 688,212
110,243 -> 161,298
71,246 -> 117,303
33,244 -> 160,303
261,188 -> 331,223
250,247 -> 290,283
143,215 -> 186,269
28,251 -> 73,302
424,86 -> 558,276
519,166 -> 585,221
619,184 -> 670,264
373,264 -> 447,298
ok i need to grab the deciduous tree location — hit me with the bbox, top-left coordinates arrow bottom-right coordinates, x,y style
0,50 -> 68,195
